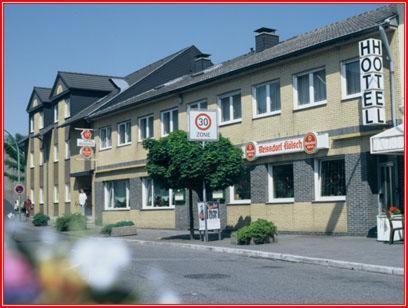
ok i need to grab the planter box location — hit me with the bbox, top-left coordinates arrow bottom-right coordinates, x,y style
377,214 -> 403,242
111,225 -> 138,237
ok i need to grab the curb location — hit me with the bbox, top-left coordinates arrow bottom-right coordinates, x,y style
124,239 -> 404,276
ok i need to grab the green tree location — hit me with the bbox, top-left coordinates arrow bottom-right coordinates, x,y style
143,130 -> 245,239
4,133 -> 26,183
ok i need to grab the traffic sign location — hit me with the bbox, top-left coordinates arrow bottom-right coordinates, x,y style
188,110 -> 218,141
81,129 -> 92,140
14,184 -> 25,195
77,139 -> 96,147
80,146 -> 93,159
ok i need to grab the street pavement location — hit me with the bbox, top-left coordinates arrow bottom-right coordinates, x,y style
120,241 -> 403,304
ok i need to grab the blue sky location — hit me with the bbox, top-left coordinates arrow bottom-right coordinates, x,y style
4,4 -> 381,135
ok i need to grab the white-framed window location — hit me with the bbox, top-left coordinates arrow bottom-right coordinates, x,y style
229,166 -> 252,204
341,59 -> 361,100
268,163 -> 294,203
252,80 -> 281,118
64,99 -> 71,119
218,91 -> 242,125
138,115 -> 154,141
142,178 -> 174,209
29,116 -> 34,133
53,104 -> 58,123
39,112 -> 44,129
100,126 -> 112,150
65,141 -> 70,160
314,158 -> 346,201
160,108 -> 178,136
39,187 -> 44,204
104,180 -> 130,210
117,121 -> 131,146
54,185 -> 59,203
39,149 -> 44,166
65,183 -> 71,202
54,144 -> 59,162
30,189 -> 35,204
188,99 -> 208,111
293,68 -> 327,110
30,152 -> 34,168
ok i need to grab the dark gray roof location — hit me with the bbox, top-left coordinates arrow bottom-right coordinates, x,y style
58,71 -> 121,93
34,87 -> 52,103
90,5 -> 398,119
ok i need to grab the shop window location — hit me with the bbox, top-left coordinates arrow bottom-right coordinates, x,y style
104,180 -> 130,209
39,187 -> 44,204
314,158 -> 346,201
54,104 -> 58,123
161,108 -> 178,136
142,178 -> 174,208
64,99 -> 71,119
54,144 -> 58,162
294,68 -> 326,109
188,100 -> 208,111
268,164 -> 294,202
139,115 -> 154,141
117,121 -> 131,146
341,59 -> 361,100
252,80 -> 281,118
218,91 -> 241,125
30,116 -> 34,133
54,185 -> 59,203
65,184 -> 71,202
229,167 -> 252,204
100,126 -> 112,150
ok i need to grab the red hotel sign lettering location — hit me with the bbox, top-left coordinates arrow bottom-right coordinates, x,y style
245,132 -> 329,161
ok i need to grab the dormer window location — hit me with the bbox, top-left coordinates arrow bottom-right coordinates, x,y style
54,104 -> 58,123
33,98 -> 38,107
64,99 -> 71,119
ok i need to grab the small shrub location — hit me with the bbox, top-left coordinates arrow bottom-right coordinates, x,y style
32,213 -> 50,226
236,225 -> 252,245
235,219 -> 277,245
55,213 -> 87,232
101,221 -> 134,236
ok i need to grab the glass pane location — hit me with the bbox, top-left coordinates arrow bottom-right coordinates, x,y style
145,179 -> 153,207
297,74 -> 310,105
200,101 -> 208,109
126,122 -> 131,142
153,182 -> 169,207
346,61 -> 361,95
269,82 -> 281,112
107,127 -> 112,147
172,109 -> 178,131
113,180 -> 127,208
232,94 -> 241,119
118,124 -> 125,144
320,159 -> 346,196
313,70 -> 326,102
273,164 -> 294,198
234,167 -> 251,200
256,85 -> 267,114
101,129 -> 106,148
163,112 -> 170,135
148,117 -> 154,138
220,97 -> 230,122
140,118 -> 147,139
190,103 -> 198,110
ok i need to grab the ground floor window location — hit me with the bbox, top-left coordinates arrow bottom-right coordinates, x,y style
229,167 -> 252,204
268,163 -> 294,202
104,180 -> 129,209
142,178 -> 174,208
314,158 -> 346,201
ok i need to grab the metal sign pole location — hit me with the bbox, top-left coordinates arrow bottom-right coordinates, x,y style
202,141 -> 208,242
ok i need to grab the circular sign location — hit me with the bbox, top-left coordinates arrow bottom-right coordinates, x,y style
80,146 -> 93,159
14,184 -> 25,195
81,129 -> 92,140
245,142 -> 257,161
194,113 -> 212,131
303,132 -> 318,154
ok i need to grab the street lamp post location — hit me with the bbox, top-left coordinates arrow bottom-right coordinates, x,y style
5,130 -> 22,221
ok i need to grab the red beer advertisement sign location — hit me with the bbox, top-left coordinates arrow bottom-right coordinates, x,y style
303,132 -> 318,154
81,129 -> 92,140
80,146 -> 93,159
245,142 -> 257,161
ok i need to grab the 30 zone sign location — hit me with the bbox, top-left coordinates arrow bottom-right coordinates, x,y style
188,110 -> 218,141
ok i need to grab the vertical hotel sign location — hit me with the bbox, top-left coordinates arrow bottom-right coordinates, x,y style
359,38 -> 386,125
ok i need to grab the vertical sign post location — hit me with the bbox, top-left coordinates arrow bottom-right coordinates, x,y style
359,38 -> 386,125
188,110 -> 219,242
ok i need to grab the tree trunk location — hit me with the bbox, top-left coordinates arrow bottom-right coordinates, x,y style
189,189 -> 194,240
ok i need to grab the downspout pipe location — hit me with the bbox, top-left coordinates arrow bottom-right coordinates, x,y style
379,22 -> 397,127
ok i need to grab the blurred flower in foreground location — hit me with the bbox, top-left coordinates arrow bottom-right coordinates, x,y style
69,238 -> 131,291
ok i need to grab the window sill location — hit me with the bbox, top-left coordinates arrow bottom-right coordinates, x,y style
117,142 -> 132,148
104,207 -> 131,211
228,200 -> 251,205
252,111 -> 281,120
313,196 -> 346,203
64,157 -> 70,161
219,119 -> 242,127
293,101 -> 326,111
341,94 -> 361,102
267,198 -> 294,204
99,147 -> 112,152
141,207 -> 175,211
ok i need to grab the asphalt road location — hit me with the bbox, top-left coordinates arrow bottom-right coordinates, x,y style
120,241 -> 404,304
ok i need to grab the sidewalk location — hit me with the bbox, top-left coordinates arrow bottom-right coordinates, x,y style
122,229 -> 404,274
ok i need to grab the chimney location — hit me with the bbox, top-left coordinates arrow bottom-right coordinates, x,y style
254,27 -> 279,52
193,53 -> 213,73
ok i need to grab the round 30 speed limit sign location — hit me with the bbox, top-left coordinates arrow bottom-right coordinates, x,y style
188,110 -> 219,141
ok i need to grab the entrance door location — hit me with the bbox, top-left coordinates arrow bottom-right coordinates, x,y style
378,161 -> 397,213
